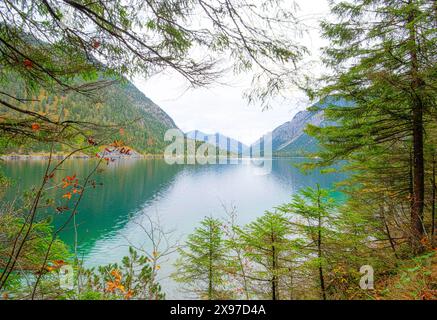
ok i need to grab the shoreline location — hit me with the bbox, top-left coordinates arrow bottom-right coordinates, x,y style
0,153 -> 164,161
0,153 -> 313,161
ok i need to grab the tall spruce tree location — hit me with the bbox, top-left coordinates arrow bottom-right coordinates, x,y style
307,0 -> 437,253
278,185 -> 380,299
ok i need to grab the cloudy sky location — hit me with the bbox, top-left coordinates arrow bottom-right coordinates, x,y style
134,0 -> 329,145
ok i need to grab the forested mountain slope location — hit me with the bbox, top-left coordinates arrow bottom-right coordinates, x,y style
0,74 -> 178,154
255,98 -> 349,156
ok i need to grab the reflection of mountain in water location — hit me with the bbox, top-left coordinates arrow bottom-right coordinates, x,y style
1,158 -> 348,297
1,158 -> 347,266
65,160 -> 184,252
270,158 -> 347,192
1,159 -> 183,252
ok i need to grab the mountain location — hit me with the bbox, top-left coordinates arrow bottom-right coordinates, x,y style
185,130 -> 248,155
271,108 -> 324,152
255,98 -> 349,156
0,73 -> 178,154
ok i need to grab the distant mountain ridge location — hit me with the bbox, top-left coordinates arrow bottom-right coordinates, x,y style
185,130 -> 248,155
254,98 -> 349,156
271,108 -> 324,152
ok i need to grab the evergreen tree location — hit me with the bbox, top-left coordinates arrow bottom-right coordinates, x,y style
278,185 -> 336,299
235,211 -> 294,300
307,0 -> 437,253
278,185 -> 379,299
173,217 -> 228,299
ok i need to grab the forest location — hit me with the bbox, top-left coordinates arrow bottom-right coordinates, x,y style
0,0 -> 436,301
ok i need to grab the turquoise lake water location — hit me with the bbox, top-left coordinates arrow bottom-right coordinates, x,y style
1,157 -> 346,298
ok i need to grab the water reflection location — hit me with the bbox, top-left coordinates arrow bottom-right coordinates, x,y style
1,158 -> 346,298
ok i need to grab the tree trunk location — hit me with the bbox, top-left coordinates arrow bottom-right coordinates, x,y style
432,151 -> 436,247
411,101 -> 425,252
271,232 -> 278,300
288,268 -> 294,300
409,147 -> 414,211
380,206 -> 399,259
208,225 -> 213,300
408,2 -> 426,253
317,185 -> 326,300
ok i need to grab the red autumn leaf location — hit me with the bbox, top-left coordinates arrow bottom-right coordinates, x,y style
23,58 -> 33,69
31,123 -> 40,131
66,174 -> 76,181
54,260 -> 65,266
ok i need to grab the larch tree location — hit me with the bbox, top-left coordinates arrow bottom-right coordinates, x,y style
235,211 -> 294,300
277,185 -> 337,300
173,217 -> 229,299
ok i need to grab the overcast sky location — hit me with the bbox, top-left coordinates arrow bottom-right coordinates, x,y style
134,0 -> 329,145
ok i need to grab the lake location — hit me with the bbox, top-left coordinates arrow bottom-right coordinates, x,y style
0,157 -> 346,298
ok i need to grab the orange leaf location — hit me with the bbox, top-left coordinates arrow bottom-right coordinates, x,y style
106,281 -> 117,293
66,174 -> 76,181
62,192 -> 72,200
31,123 -> 40,131
124,290 -> 134,299
110,269 -> 122,280
110,140 -> 124,148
